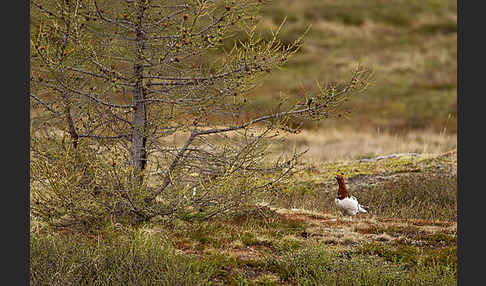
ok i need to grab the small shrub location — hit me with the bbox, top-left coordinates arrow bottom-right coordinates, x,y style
30,132 -> 145,230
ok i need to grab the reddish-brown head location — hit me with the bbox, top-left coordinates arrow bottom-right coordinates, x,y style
335,174 -> 349,199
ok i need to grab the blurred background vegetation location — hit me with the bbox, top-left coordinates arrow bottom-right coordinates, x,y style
215,0 -> 457,133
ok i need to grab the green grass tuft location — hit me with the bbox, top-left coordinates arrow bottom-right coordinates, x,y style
267,243 -> 456,285
30,231 -> 215,286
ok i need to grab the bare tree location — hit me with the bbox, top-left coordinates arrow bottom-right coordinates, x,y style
30,0 -> 371,226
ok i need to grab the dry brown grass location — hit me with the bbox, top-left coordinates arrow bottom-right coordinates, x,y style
135,125 -> 456,164
274,207 -> 456,251
278,127 -> 456,162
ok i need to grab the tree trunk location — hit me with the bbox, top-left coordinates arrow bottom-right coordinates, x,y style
63,100 -> 79,149
131,74 -> 147,174
131,3 -> 147,182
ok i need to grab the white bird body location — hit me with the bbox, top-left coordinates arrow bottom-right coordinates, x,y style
334,174 -> 368,220
335,196 -> 367,217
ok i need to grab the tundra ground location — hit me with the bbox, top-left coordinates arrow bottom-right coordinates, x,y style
30,144 -> 457,285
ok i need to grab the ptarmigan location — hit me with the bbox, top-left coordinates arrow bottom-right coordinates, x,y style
334,174 -> 367,220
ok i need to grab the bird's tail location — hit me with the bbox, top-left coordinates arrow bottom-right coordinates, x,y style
358,205 -> 368,213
